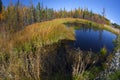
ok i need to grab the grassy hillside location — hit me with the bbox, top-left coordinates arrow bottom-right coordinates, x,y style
1,18 -> 119,53
0,18 -> 119,80
0,18 -> 75,52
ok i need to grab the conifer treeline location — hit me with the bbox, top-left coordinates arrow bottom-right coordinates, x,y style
0,0 -> 110,32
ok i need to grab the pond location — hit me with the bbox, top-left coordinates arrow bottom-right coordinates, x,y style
72,26 -> 117,53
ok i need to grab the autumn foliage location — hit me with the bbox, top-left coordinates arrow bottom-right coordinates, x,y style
0,1 -> 110,33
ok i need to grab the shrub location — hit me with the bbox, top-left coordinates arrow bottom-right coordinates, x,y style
100,47 -> 107,56
107,70 -> 120,80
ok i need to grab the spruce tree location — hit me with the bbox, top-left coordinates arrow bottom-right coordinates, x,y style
0,0 -> 2,13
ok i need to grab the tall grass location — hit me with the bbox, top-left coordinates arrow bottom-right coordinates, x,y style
1,18 -> 119,52
0,19 -> 75,80
0,18 -> 118,80
1,19 -> 75,52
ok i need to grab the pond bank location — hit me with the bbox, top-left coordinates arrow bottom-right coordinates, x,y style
95,50 -> 120,80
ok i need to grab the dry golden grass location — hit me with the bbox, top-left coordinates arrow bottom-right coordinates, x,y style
8,18 -> 75,52
0,18 -> 118,80
104,24 -> 120,34
53,18 -> 119,34
0,18 -> 119,52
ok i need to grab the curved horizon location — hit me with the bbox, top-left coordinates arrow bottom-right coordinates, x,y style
2,0 -> 120,25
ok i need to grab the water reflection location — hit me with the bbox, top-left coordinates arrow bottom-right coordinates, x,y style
73,27 -> 116,53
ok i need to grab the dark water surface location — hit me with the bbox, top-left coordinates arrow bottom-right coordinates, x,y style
73,27 -> 116,53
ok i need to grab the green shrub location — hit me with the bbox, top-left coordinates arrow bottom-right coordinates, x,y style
100,47 -> 107,56
107,70 -> 120,80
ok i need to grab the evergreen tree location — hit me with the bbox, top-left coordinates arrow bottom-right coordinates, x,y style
0,1 -> 110,32
30,4 -> 36,23
63,7 -> 67,18
36,2 -> 41,22
73,8 -> 79,18
15,0 -> 21,30
0,0 -> 2,13
102,8 -> 106,17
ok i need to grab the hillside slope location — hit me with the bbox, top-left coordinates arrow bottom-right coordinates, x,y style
1,18 -> 119,52
0,18 -> 120,80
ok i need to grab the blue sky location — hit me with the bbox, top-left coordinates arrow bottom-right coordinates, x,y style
2,0 -> 120,25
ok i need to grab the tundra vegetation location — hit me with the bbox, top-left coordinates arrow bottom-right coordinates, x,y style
0,0 -> 120,80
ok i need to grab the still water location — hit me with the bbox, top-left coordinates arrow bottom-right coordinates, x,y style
73,27 -> 116,53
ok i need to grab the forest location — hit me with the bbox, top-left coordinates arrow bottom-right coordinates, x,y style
0,0 -> 120,80
0,0 -> 110,33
